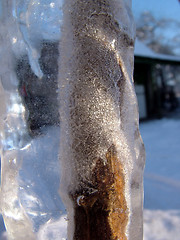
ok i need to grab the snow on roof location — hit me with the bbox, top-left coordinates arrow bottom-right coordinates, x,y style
134,39 -> 180,63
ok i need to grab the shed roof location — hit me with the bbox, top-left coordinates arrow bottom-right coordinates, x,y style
134,39 -> 180,63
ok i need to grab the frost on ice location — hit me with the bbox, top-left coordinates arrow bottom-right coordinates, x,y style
59,0 -> 145,239
0,0 -> 145,239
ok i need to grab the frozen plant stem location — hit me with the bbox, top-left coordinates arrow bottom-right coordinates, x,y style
59,0 -> 145,239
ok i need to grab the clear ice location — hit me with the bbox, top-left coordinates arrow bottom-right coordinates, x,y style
0,1 -> 66,239
0,0 -> 145,239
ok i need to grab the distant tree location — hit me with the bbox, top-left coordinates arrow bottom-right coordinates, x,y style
136,11 -> 180,56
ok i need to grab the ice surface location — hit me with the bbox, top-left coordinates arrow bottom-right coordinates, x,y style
1,0 -> 63,78
0,1 -> 65,239
59,0 -> 145,239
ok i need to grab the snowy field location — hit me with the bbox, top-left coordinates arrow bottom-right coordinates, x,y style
141,118 -> 180,240
0,117 -> 180,239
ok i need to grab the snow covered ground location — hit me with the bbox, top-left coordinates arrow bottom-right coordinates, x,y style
0,117 -> 180,239
141,118 -> 180,240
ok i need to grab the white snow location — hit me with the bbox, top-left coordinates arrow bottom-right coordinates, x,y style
135,39 -> 180,63
134,39 -> 155,59
140,118 -> 180,240
1,117 -> 180,239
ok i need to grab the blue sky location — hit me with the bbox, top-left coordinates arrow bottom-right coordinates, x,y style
132,0 -> 180,21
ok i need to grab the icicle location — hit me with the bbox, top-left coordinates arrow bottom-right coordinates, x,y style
59,0 -> 145,239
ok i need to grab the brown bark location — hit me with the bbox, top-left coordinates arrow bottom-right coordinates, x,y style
71,144 -> 128,240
